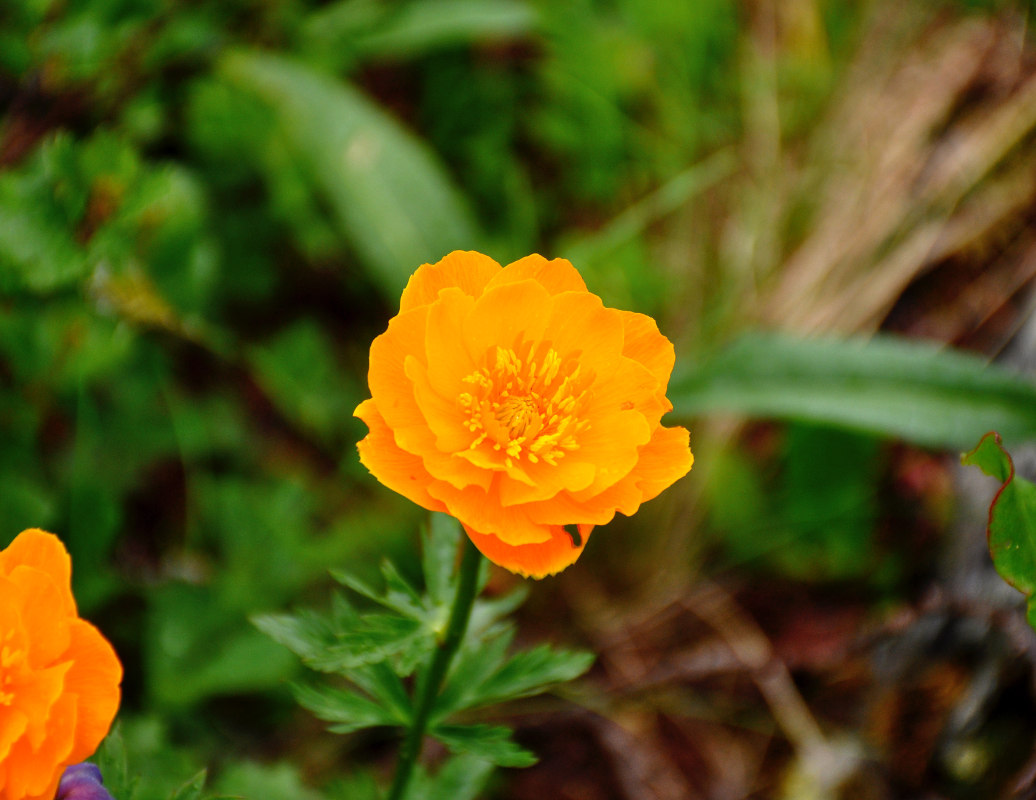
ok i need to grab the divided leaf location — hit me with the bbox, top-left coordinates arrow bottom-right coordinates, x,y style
431,724 -> 537,768
437,639 -> 593,717
962,432 -> 1036,629
293,682 -> 404,733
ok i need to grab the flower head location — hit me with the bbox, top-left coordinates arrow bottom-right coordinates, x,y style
56,765 -> 114,800
356,251 -> 693,577
0,529 -> 122,800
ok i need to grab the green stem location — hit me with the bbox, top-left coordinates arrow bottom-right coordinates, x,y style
387,534 -> 483,800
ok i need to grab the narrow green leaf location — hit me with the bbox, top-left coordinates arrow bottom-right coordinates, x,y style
350,0 -> 536,58
332,567 -> 426,620
423,513 -> 462,608
670,333 -> 1036,448
293,682 -> 402,732
168,771 -> 208,800
432,724 -> 537,768
380,560 -> 427,617
219,51 -> 480,296
962,432 -> 1036,628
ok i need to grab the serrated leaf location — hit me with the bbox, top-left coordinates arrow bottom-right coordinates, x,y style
219,51 -> 480,296
348,662 -> 412,723
431,724 -> 536,768
464,645 -> 594,711
423,513 -> 462,608
434,628 -> 514,718
255,608 -> 430,674
332,567 -> 431,624
671,333 -> 1036,448
380,560 -> 427,617
293,682 -> 403,732
962,432 -> 1036,628
252,610 -> 334,664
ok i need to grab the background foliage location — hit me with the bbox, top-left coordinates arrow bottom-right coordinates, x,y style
4,0 -> 1036,797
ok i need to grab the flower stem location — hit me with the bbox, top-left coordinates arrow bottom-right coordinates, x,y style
387,534 -> 483,800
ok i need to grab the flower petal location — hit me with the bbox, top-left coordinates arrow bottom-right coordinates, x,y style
399,251 -> 500,312
63,621 -> 122,763
618,310 -> 676,389
464,523 -> 594,579
491,254 -> 587,295
427,481 -> 553,546
0,529 -> 73,609
355,399 -> 448,513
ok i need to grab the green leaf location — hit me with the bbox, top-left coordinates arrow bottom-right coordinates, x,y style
293,682 -> 404,733
350,0 -> 536,59
423,513 -> 462,608
255,608 -> 430,673
434,628 -> 514,718
962,432 -> 1036,628
219,51 -> 480,296
671,333 -> 1036,448
431,724 -> 537,768
405,754 -> 495,800
331,566 -> 428,621
168,771 -> 208,800
247,320 -> 362,447
326,771 -> 383,800
464,645 -> 594,710
215,763 -> 323,800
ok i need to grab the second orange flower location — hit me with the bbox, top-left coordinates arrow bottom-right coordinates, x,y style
356,251 -> 693,578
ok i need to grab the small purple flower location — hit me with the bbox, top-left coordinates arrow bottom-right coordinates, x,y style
56,764 -> 115,800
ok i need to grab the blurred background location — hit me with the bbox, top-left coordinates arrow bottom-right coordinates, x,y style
4,0 -> 1036,797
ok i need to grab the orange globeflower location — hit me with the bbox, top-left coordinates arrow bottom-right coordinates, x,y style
0,529 -> 122,800
355,251 -> 693,578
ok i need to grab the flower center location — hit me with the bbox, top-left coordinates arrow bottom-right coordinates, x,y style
495,396 -> 540,439
458,342 -> 592,468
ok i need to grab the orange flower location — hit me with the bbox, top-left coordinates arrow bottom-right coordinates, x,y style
355,251 -> 693,578
0,529 -> 122,800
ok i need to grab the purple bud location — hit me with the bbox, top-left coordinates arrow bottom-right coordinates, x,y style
57,764 -> 115,800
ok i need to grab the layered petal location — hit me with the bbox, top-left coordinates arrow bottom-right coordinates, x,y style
491,254 -> 588,295
0,529 -> 121,800
355,399 -> 448,514
464,523 -> 594,579
355,250 -> 693,577
400,251 -> 500,312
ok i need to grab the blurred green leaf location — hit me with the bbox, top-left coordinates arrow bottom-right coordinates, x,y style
671,333 -> 1036,448
431,724 -> 536,768
409,754 -> 495,800
215,763 -> 323,800
962,432 -> 1036,628
293,682 -> 403,733
302,0 -> 535,67
219,51 -> 480,295
422,513 -> 462,609
168,771 -> 208,800
248,320 -> 362,447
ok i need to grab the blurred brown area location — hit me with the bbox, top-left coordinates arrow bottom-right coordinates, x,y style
491,4 -> 1036,799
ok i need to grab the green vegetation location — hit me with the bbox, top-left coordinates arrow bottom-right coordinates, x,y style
4,0 -> 1036,797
